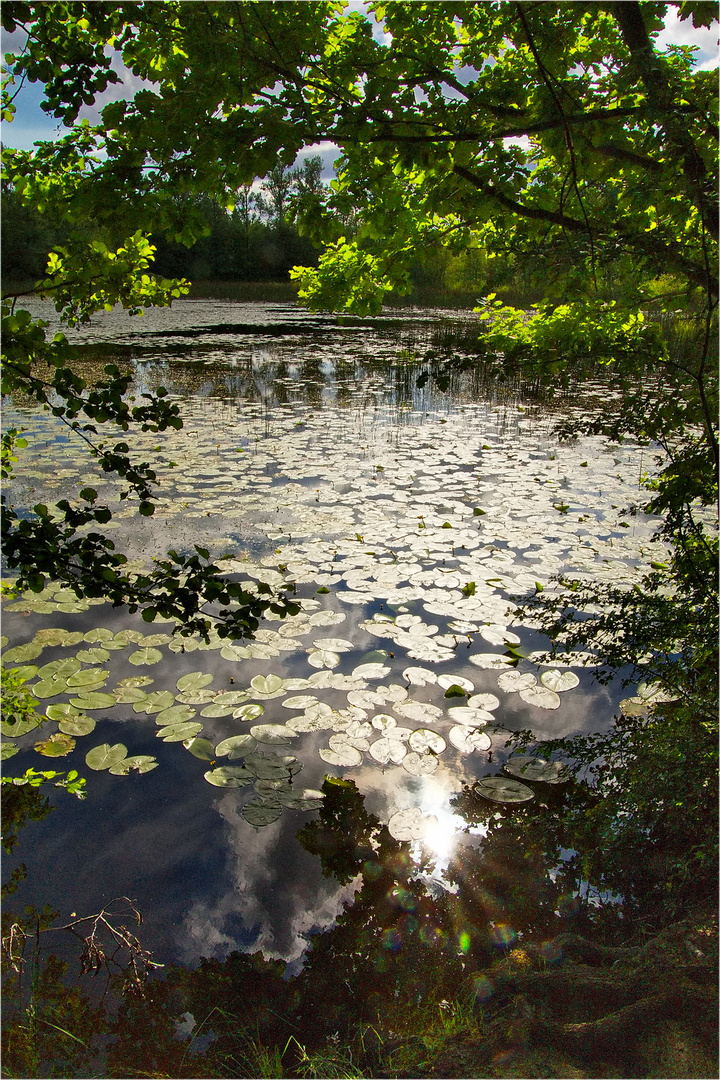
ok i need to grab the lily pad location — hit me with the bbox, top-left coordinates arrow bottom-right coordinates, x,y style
215,734 -> 258,759
128,648 -> 163,666
540,669 -> 580,693
233,703 -> 265,722
204,765 -> 254,788
468,653 -> 513,670
58,715 -> 96,737
504,754 -> 569,784
2,642 -> 44,664
408,728 -> 446,755
157,722 -> 204,742
241,799 -> 283,826
369,738 -> 407,765
437,674 -> 474,693
352,663 -> 391,680
474,777 -> 535,804
69,692 -> 117,710
109,755 -> 159,775
155,705 -> 197,725
497,670 -> 537,693
319,744 -> 363,767
183,737 -> 216,761
250,723 -> 297,745
403,750 -> 440,776
66,668 -> 110,688
176,671 -> 214,693
244,751 -> 299,780
467,693 -> 500,712
35,732 -> 76,757
447,707 -> 493,726
86,743 -> 128,771
388,807 -> 426,842
448,725 -> 491,753
518,685 -> 561,710
37,658 -> 81,680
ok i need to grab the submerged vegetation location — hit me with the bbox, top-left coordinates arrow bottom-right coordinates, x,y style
1,1 -> 717,1076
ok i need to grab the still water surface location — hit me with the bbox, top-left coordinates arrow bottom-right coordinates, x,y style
2,300 -> 668,968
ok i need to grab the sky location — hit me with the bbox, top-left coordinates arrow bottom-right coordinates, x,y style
1,5 -> 717,174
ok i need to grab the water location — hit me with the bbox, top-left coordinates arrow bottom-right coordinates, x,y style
2,299 -> 669,969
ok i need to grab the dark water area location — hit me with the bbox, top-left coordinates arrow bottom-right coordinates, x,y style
2,298 -> 669,975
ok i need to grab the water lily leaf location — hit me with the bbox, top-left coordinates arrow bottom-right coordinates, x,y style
518,685 -> 561,710
312,637 -> 354,652
220,644 -> 252,661
467,693 -> 501,712
244,751 -> 299,779
394,700 -> 442,723
58,715 -> 96,737
213,691 -> 249,706
250,723 -> 297,745
176,671 -> 214,693
438,677 -> 476,700
637,681 -> 679,703
282,695 -> 321,710
86,743 -> 128,770
540,669 -> 580,693
242,799 -> 283,826
497,670 -> 537,693
388,807 -> 426,842
114,629 -> 148,645
11,665 -> 38,682
504,754 -> 569,784
66,668 -> 110,688
475,777 -> 535,803
35,732 -> 76,757
371,713 -> 397,733
233,703 -> 265,722
115,686 -> 149,704
276,787 -> 325,810
1,715 -> 42,737
69,692 -> 117,710
37,658 -> 81,681
619,696 -> 652,718
449,725 -> 491,753
157,722 -> 204,741
109,755 -> 159,775
408,728 -> 446,754
84,628 -> 114,643
2,643 -> 44,664
155,705 -> 197,725
33,629 -> 72,646
183,737 -> 216,760
141,691 -> 176,714
1,742 -> 19,760
128,648 -> 163,666
176,689 -> 216,705
45,702 -> 83,720
352,663 -> 390,680
30,679 -> 66,699
75,648 -> 111,664
403,751 -> 439,776
215,734 -> 258,759
117,675 -> 154,688
200,702 -> 237,717
204,765 -> 254,787
447,707 -> 493,727
307,649 -> 341,669
319,744 -> 363,767
468,653 -> 513,670
286,712 -> 334,733
250,674 -> 285,697
369,738 -> 407,765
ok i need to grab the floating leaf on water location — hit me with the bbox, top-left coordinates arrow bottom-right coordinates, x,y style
282,695 -> 321,710
128,648 -> 163,666
220,643 -> 252,661
58,715 -> 96,737
369,737 -> 407,765
142,691 -> 176,714
233,703 -> 265,722
388,807 -> 426,842
319,744 -> 363,767
215,734 -> 258,758
637,681 -> 679,704
276,787 -> 325,811
204,765 -> 254,787
84,628 -> 114,644
474,777 -> 535,804
213,691 -> 250,706
183,737 -> 216,761
619,696 -> 652,718
447,707 -> 492,727
2,643 -> 44,664
11,664 -> 38,682
403,750 -> 439,776
37,658 -> 82,681
449,725 -> 491,753
518,685 -> 561,710
168,637 -> 200,653
176,689 -> 216,705
35,732 -> 76,757
109,755 -> 159,775
371,713 -> 397,733
114,629 -> 150,645
242,799 -> 283,826
467,692 -> 501,712
312,637 -> 354,652
352,663 -> 391,680
540,669 -> 580,693
86,743 -> 128,771
75,647 -> 111,664
448,620 -> 479,634
69,692 -> 117,710
115,686 -> 149,704
250,674 -> 285,697
1,715 -> 42,737
200,702 -> 237,717
250,723 -> 297,745
155,705 -> 197,726
30,678 -> 66,699
497,670 -> 537,693
307,649 -> 341,669
443,684 -> 467,698
394,700 -> 442,723
438,674 -> 475,693
468,653 -> 513,670
504,754 -> 569,784
117,675 -> 154,688
244,751 -> 299,779
1,742 -> 19,760
45,702 -> 83,720
174,669 -> 213,695
157,722 -> 204,742
33,629 -> 71,646
408,728 -> 446,755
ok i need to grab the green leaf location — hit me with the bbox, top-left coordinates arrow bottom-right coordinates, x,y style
85,743 -> 128,770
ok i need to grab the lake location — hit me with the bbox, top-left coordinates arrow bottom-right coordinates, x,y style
2,298 -> 670,970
